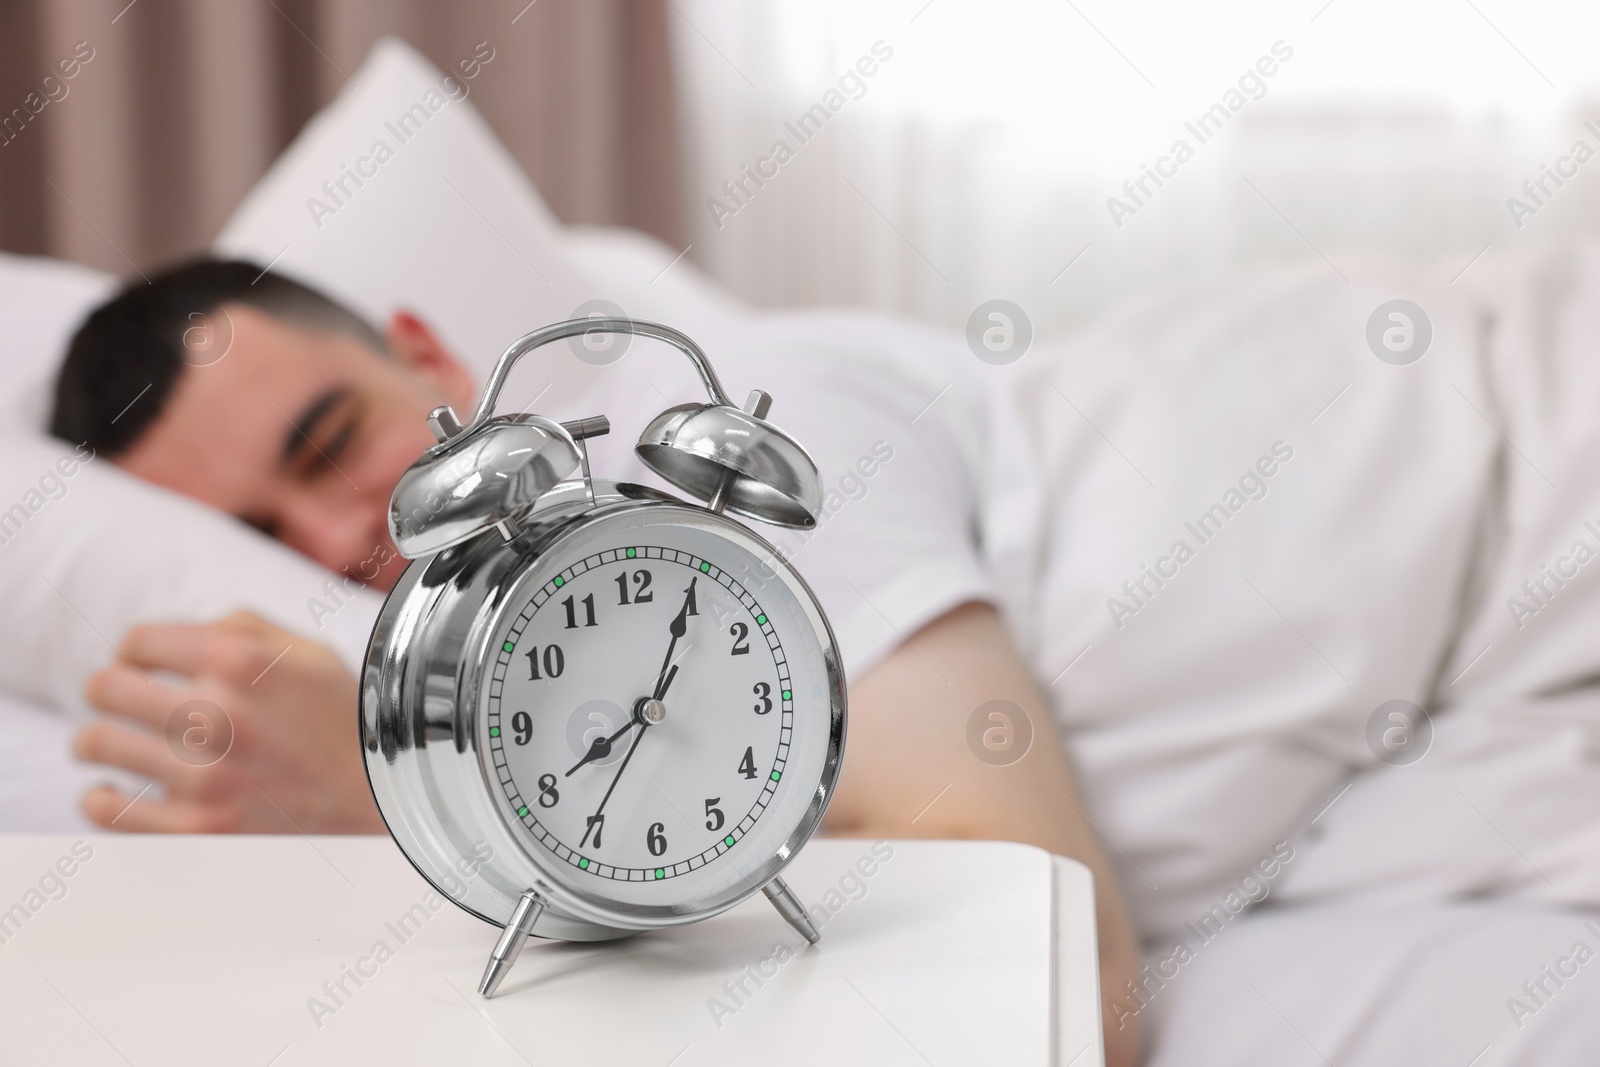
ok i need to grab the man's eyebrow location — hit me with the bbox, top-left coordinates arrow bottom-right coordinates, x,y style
283,387 -> 351,463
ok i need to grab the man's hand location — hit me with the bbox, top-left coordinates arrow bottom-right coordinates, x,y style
73,610 -> 385,834
827,602 -> 1141,1067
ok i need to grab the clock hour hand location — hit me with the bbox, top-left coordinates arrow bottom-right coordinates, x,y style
564,717 -> 640,777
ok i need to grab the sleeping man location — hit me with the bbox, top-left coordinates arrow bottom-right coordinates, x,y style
51,248 -> 1600,1066
49,257 -> 1145,1062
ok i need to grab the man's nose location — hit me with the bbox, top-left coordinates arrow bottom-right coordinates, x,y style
280,494 -> 389,577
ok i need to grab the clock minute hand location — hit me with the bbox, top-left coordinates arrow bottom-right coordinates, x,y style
651,577 -> 698,700
654,664 -> 679,702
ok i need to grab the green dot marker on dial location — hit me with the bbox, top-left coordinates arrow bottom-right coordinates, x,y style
626,547 -> 637,558
489,726 -> 500,737
723,835 -> 735,847
517,806 -> 529,817
502,641 -> 515,653
654,869 -> 665,879
782,690 -> 791,701
770,770 -> 781,781
699,561 -> 710,572
579,858 -> 590,870
756,614 -> 767,625
554,576 -> 565,587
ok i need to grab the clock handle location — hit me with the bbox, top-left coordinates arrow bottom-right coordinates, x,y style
417,316 -> 823,531
763,876 -> 821,945
455,318 -> 734,438
479,888 -> 547,998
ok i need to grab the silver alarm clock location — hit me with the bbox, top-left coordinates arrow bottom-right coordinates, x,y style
361,318 -> 846,997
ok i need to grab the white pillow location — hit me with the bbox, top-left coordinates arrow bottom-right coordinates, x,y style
215,37 -> 604,409
0,431 -> 381,713
563,224 -> 749,331
0,252 -> 114,431
0,686 -> 136,830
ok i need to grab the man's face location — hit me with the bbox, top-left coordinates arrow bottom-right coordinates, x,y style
117,304 -> 475,591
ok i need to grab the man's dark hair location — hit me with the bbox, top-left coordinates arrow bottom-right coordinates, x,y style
50,258 -> 386,456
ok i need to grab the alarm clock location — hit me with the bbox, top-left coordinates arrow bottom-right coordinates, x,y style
360,318 -> 846,998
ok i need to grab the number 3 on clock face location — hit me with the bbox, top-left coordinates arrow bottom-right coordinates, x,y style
480,512 -> 836,912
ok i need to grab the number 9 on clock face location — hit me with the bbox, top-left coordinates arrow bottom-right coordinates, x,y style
478,505 -> 839,916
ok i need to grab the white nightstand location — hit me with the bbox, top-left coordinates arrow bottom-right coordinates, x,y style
0,834 -> 1102,1065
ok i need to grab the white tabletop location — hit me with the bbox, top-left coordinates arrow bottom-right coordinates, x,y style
0,834 -> 1102,1066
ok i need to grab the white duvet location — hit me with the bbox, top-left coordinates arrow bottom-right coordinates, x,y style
979,242 -> 1600,944
1270,242 -> 1600,914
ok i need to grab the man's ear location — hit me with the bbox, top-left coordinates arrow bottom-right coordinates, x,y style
384,310 -> 476,411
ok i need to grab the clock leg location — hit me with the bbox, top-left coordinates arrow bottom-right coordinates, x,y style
478,889 -> 546,998
762,876 -> 820,945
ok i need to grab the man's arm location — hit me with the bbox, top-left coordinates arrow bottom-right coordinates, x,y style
74,611 -> 384,834
827,602 -> 1140,1067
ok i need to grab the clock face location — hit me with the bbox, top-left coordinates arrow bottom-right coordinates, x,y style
479,508 -> 836,914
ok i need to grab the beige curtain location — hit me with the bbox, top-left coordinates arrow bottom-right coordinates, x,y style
0,0 -> 681,277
